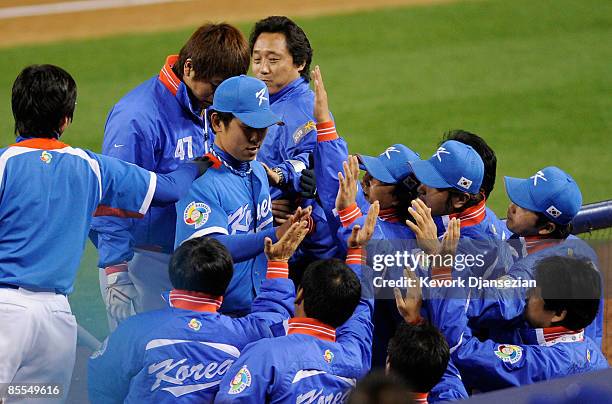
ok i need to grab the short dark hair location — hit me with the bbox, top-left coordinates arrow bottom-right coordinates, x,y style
174,23 -> 249,82
535,212 -> 573,239
535,255 -> 601,331
169,237 -> 234,296
348,371 -> 413,404
442,130 -> 497,199
249,16 -> 313,82
300,259 -> 361,328
207,110 -> 235,130
12,64 -> 77,138
392,174 -> 420,222
387,322 -> 450,393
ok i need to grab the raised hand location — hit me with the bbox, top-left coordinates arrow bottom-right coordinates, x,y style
275,206 -> 313,240
347,201 -> 379,249
311,65 -> 332,123
394,266 -> 423,325
405,198 -> 441,255
265,221 -> 310,262
335,155 -> 360,211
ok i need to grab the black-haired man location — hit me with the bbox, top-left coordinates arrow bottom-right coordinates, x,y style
401,207 -> 608,392
250,16 -> 338,266
1,64 -> 207,402
215,202 -> 380,403
89,221 -> 309,403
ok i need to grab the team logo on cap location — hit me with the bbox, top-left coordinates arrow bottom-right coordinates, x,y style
40,151 -> 52,164
228,366 -> 251,394
255,87 -> 268,106
184,202 -> 211,229
546,205 -> 562,218
530,170 -> 547,186
494,344 -> 523,364
323,349 -> 334,364
188,318 -> 202,331
433,146 -> 450,162
457,176 -> 473,190
381,146 -> 400,160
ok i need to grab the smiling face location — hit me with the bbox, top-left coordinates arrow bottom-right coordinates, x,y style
251,32 -> 304,95
212,114 -> 267,161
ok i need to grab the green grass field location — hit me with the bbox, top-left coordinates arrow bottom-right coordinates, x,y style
0,0 -> 610,339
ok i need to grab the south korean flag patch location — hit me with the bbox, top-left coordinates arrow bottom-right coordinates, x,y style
546,205 -> 562,219
457,176 -> 473,190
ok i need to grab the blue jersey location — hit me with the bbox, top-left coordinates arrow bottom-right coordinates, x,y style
90,55 -> 211,267
0,137 -> 156,294
88,262 -> 295,404
258,77 -> 316,196
214,252 -> 374,403
175,147 -> 274,313
428,359 -> 468,403
468,236 -> 604,347
427,266 -> 608,392
258,77 -> 338,261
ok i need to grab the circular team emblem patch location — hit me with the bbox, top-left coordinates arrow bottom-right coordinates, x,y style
228,365 -> 251,395
40,151 -> 52,164
323,349 -> 334,364
188,318 -> 202,331
494,344 -> 523,364
183,202 -> 211,229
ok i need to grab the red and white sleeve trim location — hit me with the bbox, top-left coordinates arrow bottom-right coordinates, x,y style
316,121 -> 338,142
338,203 -> 362,227
346,248 -> 365,266
104,262 -> 129,275
266,261 -> 289,279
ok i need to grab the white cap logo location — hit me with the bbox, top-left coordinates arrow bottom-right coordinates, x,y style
255,87 -> 267,107
546,205 -> 562,218
457,176 -> 473,190
530,170 -> 547,186
433,146 -> 450,162
381,146 -> 400,160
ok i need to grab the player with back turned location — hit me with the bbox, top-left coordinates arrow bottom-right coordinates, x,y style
0,64 -> 208,403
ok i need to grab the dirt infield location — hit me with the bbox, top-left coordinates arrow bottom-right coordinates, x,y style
0,0 -> 456,48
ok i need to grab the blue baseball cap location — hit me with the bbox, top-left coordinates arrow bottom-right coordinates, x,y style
409,140 -> 484,194
504,166 -> 582,225
211,75 -> 283,129
358,144 -> 420,184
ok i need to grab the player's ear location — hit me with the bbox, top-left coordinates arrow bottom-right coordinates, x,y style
210,112 -> 224,133
537,221 -> 556,236
551,308 -> 567,324
183,58 -> 194,79
450,192 -> 470,210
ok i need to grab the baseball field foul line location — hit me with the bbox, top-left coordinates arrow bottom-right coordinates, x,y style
0,0 -> 189,20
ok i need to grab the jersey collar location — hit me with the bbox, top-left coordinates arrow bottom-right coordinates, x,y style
269,77 -> 306,104
449,199 -> 487,227
522,235 -> 562,255
378,208 -> 401,223
159,55 -> 182,96
288,317 -> 336,342
520,326 -> 584,346
168,289 -> 223,313
11,137 -> 69,150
